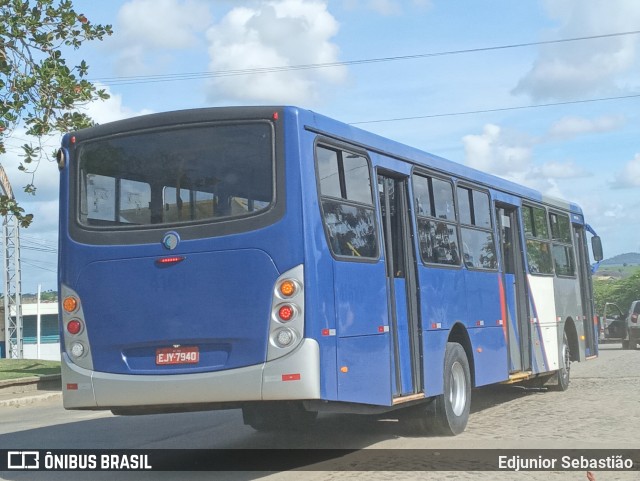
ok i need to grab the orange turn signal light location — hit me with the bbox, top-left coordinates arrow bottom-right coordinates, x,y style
63,296 -> 78,313
279,280 -> 296,297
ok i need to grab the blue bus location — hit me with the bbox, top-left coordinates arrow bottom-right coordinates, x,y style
57,106 -> 603,435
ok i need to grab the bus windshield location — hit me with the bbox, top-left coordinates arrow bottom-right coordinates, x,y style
77,122 -> 273,227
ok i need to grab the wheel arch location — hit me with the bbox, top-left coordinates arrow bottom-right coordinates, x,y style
448,323 -> 475,388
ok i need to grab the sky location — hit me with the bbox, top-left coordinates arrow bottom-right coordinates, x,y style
2,0 -> 640,293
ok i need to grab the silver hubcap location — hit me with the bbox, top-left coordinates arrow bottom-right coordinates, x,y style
561,341 -> 570,381
449,361 -> 467,417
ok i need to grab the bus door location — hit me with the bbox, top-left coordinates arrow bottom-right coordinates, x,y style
496,204 -> 531,372
573,224 -> 597,357
378,172 -> 422,397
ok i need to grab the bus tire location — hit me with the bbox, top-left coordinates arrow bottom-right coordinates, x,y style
554,332 -> 571,391
429,342 -> 471,436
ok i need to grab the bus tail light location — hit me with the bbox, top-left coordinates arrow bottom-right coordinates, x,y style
273,328 -> 296,348
277,304 -> 297,322
67,320 -> 83,335
63,296 -> 79,313
60,284 -> 94,370
278,279 -> 298,298
70,342 -> 86,359
267,265 -> 304,361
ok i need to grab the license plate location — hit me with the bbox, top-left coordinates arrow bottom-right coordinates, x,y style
156,346 -> 199,365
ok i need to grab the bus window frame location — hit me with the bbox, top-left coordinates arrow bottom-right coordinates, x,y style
314,138 -> 380,264
548,209 -> 578,279
67,117 -> 286,245
411,168 -> 462,270
522,202 -> 555,277
454,182 -> 498,272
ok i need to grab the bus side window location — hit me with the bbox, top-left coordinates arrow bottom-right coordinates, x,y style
316,145 -> 378,260
413,174 -> 460,266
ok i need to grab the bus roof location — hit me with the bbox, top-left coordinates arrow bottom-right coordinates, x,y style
65,105 -> 584,218
293,106 -> 583,218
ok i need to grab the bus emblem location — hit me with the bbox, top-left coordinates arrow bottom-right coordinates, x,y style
162,232 -> 180,250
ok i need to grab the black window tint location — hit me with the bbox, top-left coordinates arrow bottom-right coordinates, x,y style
457,187 -> 472,225
413,175 -> 432,216
413,173 -> 460,266
79,122 -> 273,227
417,218 -> 460,265
316,144 -> 377,260
550,212 -> 572,243
461,228 -> 497,269
473,191 -> 491,229
317,146 -> 341,199
552,244 -> 576,276
526,240 -> 554,274
523,206 -> 534,237
432,177 -> 455,220
344,154 -> 373,204
321,199 -> 377,258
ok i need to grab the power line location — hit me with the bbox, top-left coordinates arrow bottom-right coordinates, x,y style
90,30 -> 640,86
349,93 -> 640,125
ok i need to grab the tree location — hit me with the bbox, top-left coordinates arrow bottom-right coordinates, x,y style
0,0 -> 112,226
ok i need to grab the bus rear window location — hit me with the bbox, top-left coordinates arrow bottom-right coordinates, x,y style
78,122 -> 273,227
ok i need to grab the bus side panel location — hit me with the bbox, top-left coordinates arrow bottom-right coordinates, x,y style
554,276 -> 584,359
419,267 -> 466,396
422,329 -> 447,396
464,271 -> 508,385
527,275 -> 558,373
464,271 -> 503,330
467,327 -> 509,386
334,261 -> 389,337
333,261 -> 392,404
337,334 -> 391,405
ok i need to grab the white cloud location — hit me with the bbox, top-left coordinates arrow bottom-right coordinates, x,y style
462,123 -> 568,197
540,160 -> 590,179
513,0 -> 640,100
205,0 -> 346,104
548,115 -> 625,140
612,153 -> 640,188
462,124 -> 532,176
343,0 -> 431,14
111,0 -> 211,75
79,84 -> 154,125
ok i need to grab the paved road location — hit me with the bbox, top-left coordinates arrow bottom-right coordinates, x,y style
1,343 -> 638,481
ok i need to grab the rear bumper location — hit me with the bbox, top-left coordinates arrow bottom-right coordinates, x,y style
61,339 -> 321,409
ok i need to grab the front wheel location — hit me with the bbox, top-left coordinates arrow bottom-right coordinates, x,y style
430,342 -> 472,435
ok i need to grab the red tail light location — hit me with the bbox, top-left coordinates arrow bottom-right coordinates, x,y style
67,319 -> 83,335
278,304 -> 295,322
156,256 -> 185,265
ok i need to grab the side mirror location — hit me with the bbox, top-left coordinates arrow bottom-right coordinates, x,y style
591,235 -> 603,262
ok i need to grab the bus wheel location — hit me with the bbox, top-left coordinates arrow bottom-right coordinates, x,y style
429,342 -> 471,436
555,332 -> 571,391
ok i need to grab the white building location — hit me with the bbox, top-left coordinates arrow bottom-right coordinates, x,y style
1,302 -> 60,361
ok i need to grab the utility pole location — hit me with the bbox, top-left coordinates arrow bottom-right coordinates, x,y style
0,163 -> 23,359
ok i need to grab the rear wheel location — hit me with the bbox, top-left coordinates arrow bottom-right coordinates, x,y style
555,332 -> 571,391
413,342 -> 470,436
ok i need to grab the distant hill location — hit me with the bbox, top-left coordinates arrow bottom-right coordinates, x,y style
600,252 -> 640,266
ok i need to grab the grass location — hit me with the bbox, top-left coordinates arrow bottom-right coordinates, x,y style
0,359 -> 61,381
